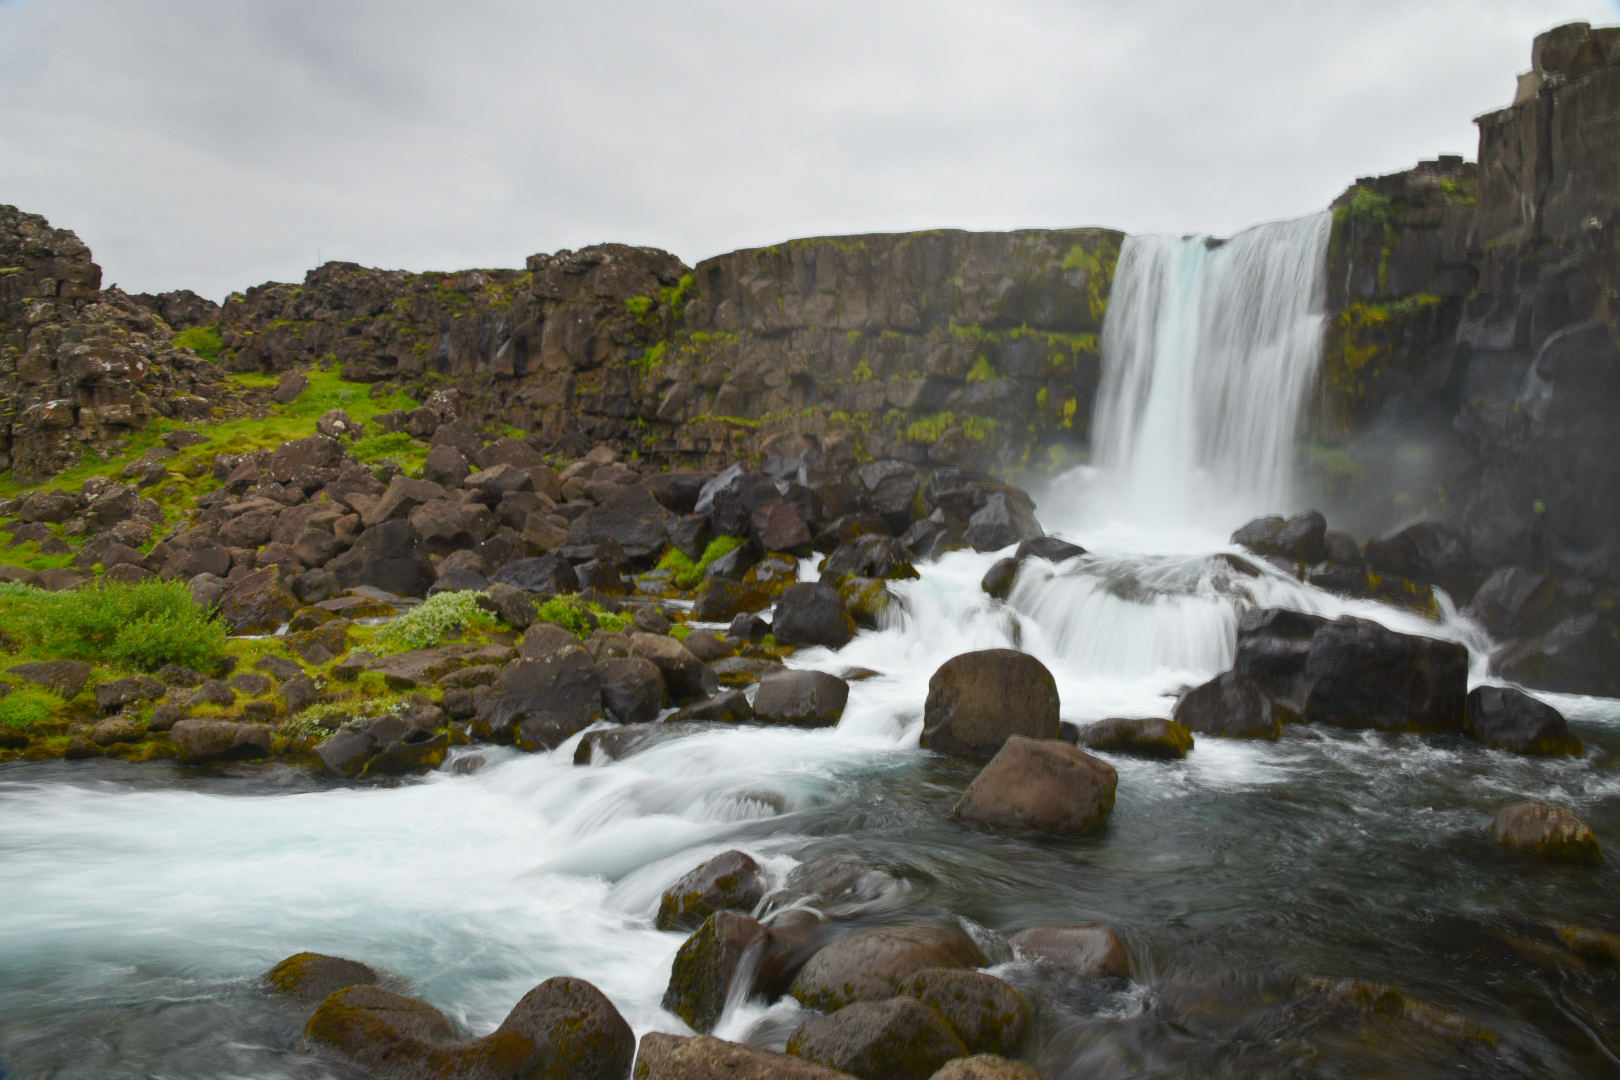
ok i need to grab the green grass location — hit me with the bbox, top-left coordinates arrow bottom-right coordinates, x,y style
0,579 -> 226,673
172,325 -> 223,363
531,595 -> 631,639
374,590 -> 498,654
655,535 -> 746,590
0,686 -> 64,730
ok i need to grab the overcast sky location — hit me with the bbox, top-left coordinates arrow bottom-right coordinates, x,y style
2,0 -> 1616,299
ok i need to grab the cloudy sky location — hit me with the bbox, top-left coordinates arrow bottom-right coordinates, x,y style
2,0 -> 1615,299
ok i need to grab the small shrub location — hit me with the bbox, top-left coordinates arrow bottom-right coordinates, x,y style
0,686 -> 62,729
965,356 -> 997,383
172,325 -> 223,362
655,535 -> 746,591
532,595 -> 597,638
0,579 -> 225,673
374,590 -> 497,653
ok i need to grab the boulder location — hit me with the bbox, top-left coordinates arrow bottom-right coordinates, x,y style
1300,617 -> 1468,733
763,857 -> 906,919
1463,567 -> 1560,640
265,952 -> 381,1002
422,443 -> 471,488
90,714 -> 145,746
756,908 -> 833,999
170,719 -> 272,763
362,475 -> 447,528
1465,686 -> 1582,755
951,737 -> 1117,836
1014,536 -> 1086,563
661,910 -> 770,1033
94,675 -> 165,713
409,498 -> 494,556
628,632 -> 717,701
215,567 -> 300,634
1076,717 -> 1193,759
1493,802 -> 1602,863
790,923 -> 986,1012
1230,510 -> 1327,564
492,554 -> 579,595
7,659 -> 91,700
316,709 -> 449,778
979,557 -> 1019,601
633,1033 -> 857,1080
329,519 -> 435,598
920,650 -> 1060,759
692,578 -> 772,622
304,977 -> 634,1080
753,670 -> 849,728
963,491 -> 1042,552
898,968 -> 1030,1057
1364,519 -> 1480,603
597,656 -> 666,724
928,1056 -> 1050,1080
1008,924 -> 1131,980
479,582 -> 538,629
821,535 -> 918,582
673,689 -> 755,724
786,998 -> 966,1080
1171,670 -> 1283,740
656,849 -> 768,932
473,651 -> 605,751
752,501 -> 814,554
772,583 -> 856,649
1231,607 -> 1332,710
566,484 -> 671,561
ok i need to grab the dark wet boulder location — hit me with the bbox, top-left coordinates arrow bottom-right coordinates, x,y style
1232,607 -> 1332,709
753,669 -> 849,727
329,520 -> 435,599
855,460 -> 923,533
979,557 -> 1019,600
1492,614 -> 1620,698
729,611 -> 771,644
656,850 -> 767,932
1493,802 -> 1602,863
421,443 -> 471,488
1305,565 -> 1439,618
634,1032 -> 857,1080
951,736 -> 1117,836
692,577 -> 771,622
1230,510 -> 1327,565
7,659 -> 91,700
1364,520 -> 1482,602
752,500 -> 815,555
597,656 -> 665,724
1015,535 -> 1086,563
94,675 -> 164,713
170,719 -> 272,763
790,923 -> 986,1011
304,976 -> 634,1080
763,857 -> 906,919
215,567 -> 300,634
316,709 -> 449,778
265,952 -> 380,1002
899,968 -> 1030,1058
757,908 -> 833,998
786,997 -> 966,1080
1076,717 -> 1193,759
409,498 -> 494,556
646,471 -> 714,516
963,490 -> 1041,552
477,582 -> 538,630
903,519 -> 971,561
567,484 -> 671,561
1008,924 -> 1131,980
920,649 -> 1060,759
473,651 -> 605,751
1172,670 -> 1284,740
492,553 -> 579,595
662,910 -> 770,1033
1465,686 -> 1582,755
772,583 -> 856,648
928,1056 -> 1050,1080
821,535 -> 918,583
1300,617 -> 1467,733
628,632 -> 717,701
673,688 -> 754,724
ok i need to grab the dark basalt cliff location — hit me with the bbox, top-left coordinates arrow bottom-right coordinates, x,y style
1312,21 -> 1620,612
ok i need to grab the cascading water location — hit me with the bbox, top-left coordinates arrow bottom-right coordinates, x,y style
2,211 -> 1618,1080
1083,212 -> 1332,531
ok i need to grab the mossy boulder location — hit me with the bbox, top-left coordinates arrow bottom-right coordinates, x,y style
789,923 -> 985,1012
898,968 -> 1030,1057
656,849 -> 767,932
1008,924 -> 1130,981
928,1055 -> 1051,1079
1493,802 -> 1602,862
633,1032 -> 857,1079
265,952 -> 380,1002
1075,717 -> 1193,759
661,910 -> 769,1033
786,997 -> 966,1080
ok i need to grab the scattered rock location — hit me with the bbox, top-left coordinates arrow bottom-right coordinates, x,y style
1301,617 -> 1467,733
1008,924 -> 1131,980
786,997 -> 966,1080
790,923 -> 986,1012
1171,670 -> 1283,740
596,656 -> 666,724
927,1055 -> 1051,1080
1493,802 -> 1602,862
899,968 -> 1031,1057
656,849 -> 768,932
94,675 -> 164,713
772,583 -> 856,649
170,719 -> 272,763
634,1032 -> 857,1080
265,952 -> 381,1002
662,910 -> 770,1033
1076,717 -> 1193,759
753,669 -> 849,727
6,659 -> 92,700
90,714 -> 144,746
951,737 -> 1117,836
1465,685 -> 1582,755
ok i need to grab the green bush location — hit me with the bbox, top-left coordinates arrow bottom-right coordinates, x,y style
374,590 -> 497,653
172,325 -> 223,362
531,595 -> 631,639
0,686 -> 62,729
655,535 -> 746,590
0,579 -> 225,673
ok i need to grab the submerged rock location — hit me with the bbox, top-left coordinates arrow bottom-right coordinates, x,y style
920,649 -> 1060,759
265,952 -> 380,1002
1076,717 -> 1193,759
951,737 -> 1117,836
1493,802 -> 1602,863
1008,924 -> 1131,981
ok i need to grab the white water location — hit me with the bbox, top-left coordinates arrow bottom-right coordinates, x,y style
3,213 -> 1618,1079
1086,213 -> 1332,529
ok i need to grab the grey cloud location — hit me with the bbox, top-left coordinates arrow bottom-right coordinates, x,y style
0,0 -> 1611,298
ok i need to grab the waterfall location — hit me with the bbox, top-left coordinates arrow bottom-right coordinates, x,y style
1086,212 -> 1332,529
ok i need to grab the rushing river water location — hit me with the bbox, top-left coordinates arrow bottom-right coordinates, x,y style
3,216 -> 1617,1078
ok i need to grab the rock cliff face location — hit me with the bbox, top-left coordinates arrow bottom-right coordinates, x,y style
0,205 -> 248,480
202,229 -> 1119,473
1311,22 -> 1620,608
